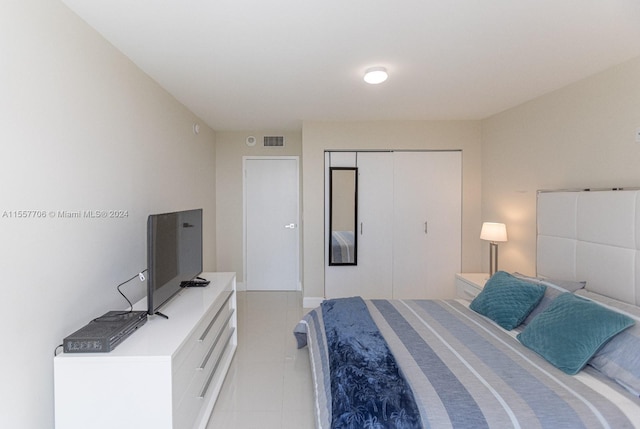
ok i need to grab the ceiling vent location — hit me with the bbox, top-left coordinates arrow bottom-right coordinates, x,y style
263,136 -> 285,147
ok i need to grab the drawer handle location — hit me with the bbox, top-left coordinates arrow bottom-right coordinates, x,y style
463,285 -> 478,297
198,310 -> 235,370
199,291 -> 233,342
198,327 -> 235,399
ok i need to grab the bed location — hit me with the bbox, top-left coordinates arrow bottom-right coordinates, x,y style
331,230 -> 356,264
296,189 -> 640,428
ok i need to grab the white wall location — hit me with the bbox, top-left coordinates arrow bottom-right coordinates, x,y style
302,121 -> 483,302
0,2 -> 216,428
215,131 -> 302,287
482,56 -> 640,275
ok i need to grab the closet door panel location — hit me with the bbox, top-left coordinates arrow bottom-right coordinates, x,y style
357,152 -> 393,298
392,151 -> 461,299
325,152 -> 359,298
422,151 -> 461,298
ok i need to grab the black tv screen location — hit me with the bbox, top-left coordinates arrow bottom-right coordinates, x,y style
147,209 -> 203,315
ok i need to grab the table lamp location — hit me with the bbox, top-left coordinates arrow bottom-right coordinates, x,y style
480,222 -> 508,276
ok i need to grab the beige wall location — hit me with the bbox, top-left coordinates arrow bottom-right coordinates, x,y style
302,121 -> 484,300
1,1 -> 215,428
482,56 -> 640,276
215,131 -> 302,285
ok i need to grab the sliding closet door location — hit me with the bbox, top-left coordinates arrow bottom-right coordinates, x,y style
325,150 -> 461,300
357,152 -> 394,298
324,152 -> 359,298
392,151 -> 461,299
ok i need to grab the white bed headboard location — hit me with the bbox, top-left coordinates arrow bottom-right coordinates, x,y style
537,189 -> 640,306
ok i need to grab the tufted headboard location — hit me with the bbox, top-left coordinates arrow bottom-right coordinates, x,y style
537,189 -> 640,306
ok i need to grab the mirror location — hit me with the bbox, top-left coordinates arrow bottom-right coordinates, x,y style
329,167 -> 358,265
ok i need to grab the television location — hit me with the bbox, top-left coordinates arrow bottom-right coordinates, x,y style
147,208 -> 203,316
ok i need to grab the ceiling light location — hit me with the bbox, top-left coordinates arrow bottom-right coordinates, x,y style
363,67 -> 388,84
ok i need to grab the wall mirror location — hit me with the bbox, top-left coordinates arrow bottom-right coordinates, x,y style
329,167 -> 358,265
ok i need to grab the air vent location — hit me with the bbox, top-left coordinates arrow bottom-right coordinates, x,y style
263,136 -> 285,147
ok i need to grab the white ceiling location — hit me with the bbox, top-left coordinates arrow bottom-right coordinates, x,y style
60,0 -> 640,131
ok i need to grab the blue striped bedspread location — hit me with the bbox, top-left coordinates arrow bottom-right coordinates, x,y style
295,298 -> 640,429
331,231 -> 355,264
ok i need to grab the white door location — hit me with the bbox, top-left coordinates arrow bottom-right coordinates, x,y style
245,157 -> 299,290
392,151 -> 461,299
357,152 -> 394,298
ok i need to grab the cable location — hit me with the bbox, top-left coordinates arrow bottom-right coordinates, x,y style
93,269 -> 148,322
55,269 -> 149,356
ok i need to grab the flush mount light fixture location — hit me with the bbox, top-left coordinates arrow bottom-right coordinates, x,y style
363,67 -> 388,84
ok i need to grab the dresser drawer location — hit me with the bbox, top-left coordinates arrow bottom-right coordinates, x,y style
174,323 -> 235,429
455,273 -> 488,300
172,291 -> 234,406
458,282 -> 480,299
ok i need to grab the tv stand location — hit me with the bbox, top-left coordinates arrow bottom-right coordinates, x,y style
54,272 -> 237,429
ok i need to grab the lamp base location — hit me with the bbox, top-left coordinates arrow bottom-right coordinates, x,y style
489,242 -> 499,277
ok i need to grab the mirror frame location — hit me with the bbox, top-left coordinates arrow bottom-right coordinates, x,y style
328,167 -> 358,266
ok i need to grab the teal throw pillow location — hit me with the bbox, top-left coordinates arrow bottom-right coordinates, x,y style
469,271 -> 546,330
517,293 -> 635,375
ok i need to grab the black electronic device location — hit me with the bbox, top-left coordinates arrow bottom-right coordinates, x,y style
147,209 -> 204,316
180,278 -> 210,287
63,311 -> 148,353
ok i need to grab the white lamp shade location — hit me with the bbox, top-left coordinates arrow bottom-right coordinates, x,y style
480,222 -> 508,242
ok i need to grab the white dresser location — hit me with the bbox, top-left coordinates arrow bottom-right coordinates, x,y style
455,273 -> 488,300
54,272 -> 237,429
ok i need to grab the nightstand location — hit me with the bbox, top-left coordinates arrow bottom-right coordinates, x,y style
455,273 -> 489,300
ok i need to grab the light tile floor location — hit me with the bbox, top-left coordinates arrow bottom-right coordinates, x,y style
206,291 -> 316,429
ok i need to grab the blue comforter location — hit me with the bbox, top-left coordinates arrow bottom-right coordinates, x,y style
322,297 -> 422,429
296,299 -> 640,429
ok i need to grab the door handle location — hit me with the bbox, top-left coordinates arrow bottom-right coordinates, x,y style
284,223 -> 297,229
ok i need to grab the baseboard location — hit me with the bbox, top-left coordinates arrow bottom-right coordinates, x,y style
237,282 -> 304,293
303,297 -> 324,309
